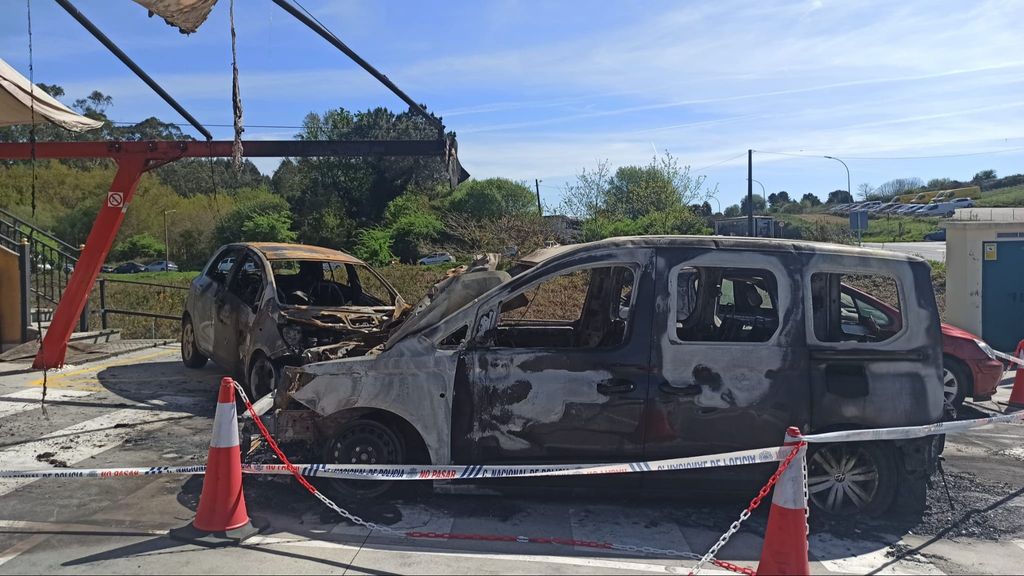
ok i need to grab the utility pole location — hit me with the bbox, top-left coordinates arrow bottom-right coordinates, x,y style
747,149 -> 754,237
163,209 -> 176,271
535,179 -> 543,216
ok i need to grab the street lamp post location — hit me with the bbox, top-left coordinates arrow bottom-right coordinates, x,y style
163,209 -> 176,271
824,155 -> 851,200
750,178 -> 767,212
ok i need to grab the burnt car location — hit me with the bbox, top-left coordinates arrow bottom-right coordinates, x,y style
257,236 -> 944,516
181,243 -> 404,397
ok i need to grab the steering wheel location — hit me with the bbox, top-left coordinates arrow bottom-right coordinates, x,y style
309,281 -> 345,306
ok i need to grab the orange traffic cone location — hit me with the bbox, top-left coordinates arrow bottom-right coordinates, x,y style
757,426 -> 810,576
1009,340 -> 1024,409
170,377 -> 262,545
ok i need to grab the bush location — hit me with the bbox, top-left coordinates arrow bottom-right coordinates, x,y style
354,228 -> 395,266
112,233 -> 165,261
582,206 -> 709,241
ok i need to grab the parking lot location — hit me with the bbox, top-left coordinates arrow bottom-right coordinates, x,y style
0,346 -> 1021,574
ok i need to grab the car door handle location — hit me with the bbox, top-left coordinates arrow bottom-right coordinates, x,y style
659,381 -> 701,396
596,379 -> 636,395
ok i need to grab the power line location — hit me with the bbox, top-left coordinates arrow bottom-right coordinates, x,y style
691,151 -> 747,173
755,147 -> 1024,161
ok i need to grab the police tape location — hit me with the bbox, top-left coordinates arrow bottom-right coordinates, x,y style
3,411 -> 1022,482
802,410 -> 1024,443
991,348 -> 1024,367
0,445 -> 787,481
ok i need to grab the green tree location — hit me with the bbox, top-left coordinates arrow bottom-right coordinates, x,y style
112,233 -> 165,262
800,193 -> 822,207
973,169 -> 997,183
740,194 -> 766,214
446,178 -> 537,219
827,189 -> 854,204
724,204 -> 741,217
214,189 -> 296,245
354,228 -> 395,266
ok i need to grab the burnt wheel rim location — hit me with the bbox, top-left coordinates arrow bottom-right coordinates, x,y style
182,321 -> 195,361
250,357 -> 276,399
942,368 -> 959,407
328,423 -> 401,497
808,445 -> 880,514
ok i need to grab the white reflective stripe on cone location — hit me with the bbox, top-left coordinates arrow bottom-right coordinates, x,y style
210,402 -> 240,448
773,440 -> 807,510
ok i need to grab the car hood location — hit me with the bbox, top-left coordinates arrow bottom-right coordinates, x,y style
941,322 -> 980,342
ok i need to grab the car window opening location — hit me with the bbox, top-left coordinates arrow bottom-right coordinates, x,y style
674,266 -> 779,343
270,259 -> 395,308
491,265 -> 636,349
811,272 -> 903,343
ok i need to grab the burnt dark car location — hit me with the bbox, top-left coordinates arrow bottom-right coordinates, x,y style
257,236 -> 945,516
181,243 -> 405,397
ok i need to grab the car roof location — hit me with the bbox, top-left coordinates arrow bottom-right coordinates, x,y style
229,242 -> 364,265
515,235 -> 926,266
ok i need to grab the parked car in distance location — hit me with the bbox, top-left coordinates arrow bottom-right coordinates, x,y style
63,262 -> 75,273
145,260 -> 179,272
264,236 -> 945,517
113,262 -> 146,274
418,252 -> 456,265
923,229 -> 946,241
181,242 -> 403,399
101,265 -> 115,273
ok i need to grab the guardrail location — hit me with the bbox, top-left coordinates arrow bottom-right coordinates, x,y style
96,277 -> 189,329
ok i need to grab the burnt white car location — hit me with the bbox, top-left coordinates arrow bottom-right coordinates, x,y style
181,243 -> 404,398
257,237 -> 945,517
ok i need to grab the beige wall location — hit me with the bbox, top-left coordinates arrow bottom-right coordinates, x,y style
945,221 -> 1024,337
0,245 -> 21,347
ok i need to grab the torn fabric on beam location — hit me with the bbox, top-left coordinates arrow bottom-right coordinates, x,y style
134,0 -> 218,34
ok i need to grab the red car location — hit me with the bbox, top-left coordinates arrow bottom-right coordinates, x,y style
842,285 -> 1003,408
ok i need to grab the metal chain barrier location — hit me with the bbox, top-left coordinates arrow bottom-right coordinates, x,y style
690,441 -> 805,575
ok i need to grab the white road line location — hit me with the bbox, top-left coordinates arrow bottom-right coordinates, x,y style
0,534 -> 50,568
812,533 -> 944,575
0,397 -> 200,498
568,505 -> 693,556
0,389 -> 94,420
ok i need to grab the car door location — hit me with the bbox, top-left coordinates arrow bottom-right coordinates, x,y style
191,247 -> 243,356
212,250 -> 266,375
451,248 -> 654,477
644,248 -> 808,494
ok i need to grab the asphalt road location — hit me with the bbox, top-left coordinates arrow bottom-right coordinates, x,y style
864,241 -> 946,262
0,346 -> 1022,574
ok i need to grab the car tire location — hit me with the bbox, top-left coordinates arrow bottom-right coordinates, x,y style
247,353 -> 278,401
180,315 -> 208,369
323,419 -> 405,500
942,356 -> 970,409
807,441 -> 898,517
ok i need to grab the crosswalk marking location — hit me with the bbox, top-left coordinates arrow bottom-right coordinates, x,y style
0,397 -> 201,498
0,388 -> 94,420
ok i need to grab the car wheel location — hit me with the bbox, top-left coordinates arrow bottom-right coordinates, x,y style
942,356 -> 970,409
247,353 -> 278,401
323,419 -> 404,499
807,442 -> 898,517
180,315 -> 208,368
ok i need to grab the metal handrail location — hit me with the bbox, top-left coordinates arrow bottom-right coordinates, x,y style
97,277 -> 189,330
99,277 -> 191,290
0,207 -> 80,256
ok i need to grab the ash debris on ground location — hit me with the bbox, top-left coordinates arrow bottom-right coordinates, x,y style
34,451 -> 68,467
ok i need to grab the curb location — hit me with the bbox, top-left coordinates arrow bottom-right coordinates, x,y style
0,339 -> 176,377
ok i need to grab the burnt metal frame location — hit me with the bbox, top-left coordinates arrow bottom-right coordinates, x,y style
8,1 -> 465,369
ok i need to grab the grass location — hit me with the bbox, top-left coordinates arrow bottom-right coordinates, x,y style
976,184 -> 1024,207
782,213 -> 940,243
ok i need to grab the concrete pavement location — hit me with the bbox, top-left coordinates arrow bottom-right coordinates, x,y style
0,346 -> 1022,574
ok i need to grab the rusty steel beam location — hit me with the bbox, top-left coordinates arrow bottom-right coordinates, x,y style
0,139 -> 446,161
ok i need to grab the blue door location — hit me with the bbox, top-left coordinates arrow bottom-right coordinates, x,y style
982,240 -> 1024,352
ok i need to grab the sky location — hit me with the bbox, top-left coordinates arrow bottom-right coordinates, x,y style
2,0 -> 1023,210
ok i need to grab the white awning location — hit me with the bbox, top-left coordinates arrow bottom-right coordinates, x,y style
134,0 -> 219,34
0,58 -> 103,132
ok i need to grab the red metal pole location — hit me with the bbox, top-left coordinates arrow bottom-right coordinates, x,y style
33,156 -> 147,369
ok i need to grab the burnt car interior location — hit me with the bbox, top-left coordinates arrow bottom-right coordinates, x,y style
811,273 -> 903,343
489,265 -> 637,349
271,260 -> 394,307
675,266 -> 779,343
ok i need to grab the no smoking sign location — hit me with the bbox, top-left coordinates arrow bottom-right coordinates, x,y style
106,191 -> 125,208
